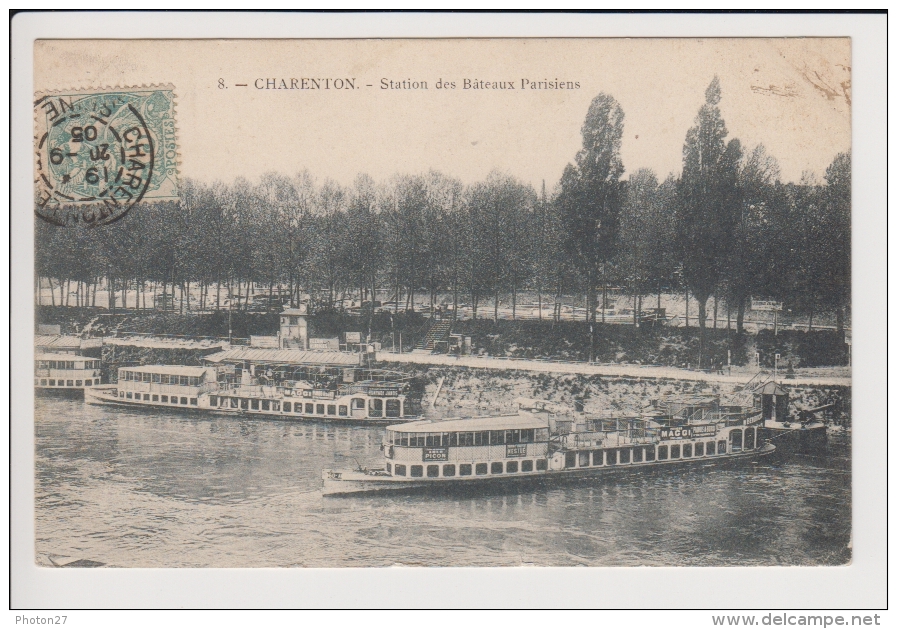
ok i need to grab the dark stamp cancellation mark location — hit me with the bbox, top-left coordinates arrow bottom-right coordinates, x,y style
34,86 -> 179,227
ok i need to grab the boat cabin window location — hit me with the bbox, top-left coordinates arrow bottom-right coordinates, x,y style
491,462 -> 503,474
683,444 -> 692,458
706,441 -> 715,455
385,399 -> 401,418
251,400 -> 260,410
395,464 -> 406,476
564,452 -> 576,468
283,402 -> 291,412
730,430 -> 743,450
443,464 -> 456,477
506,461 -> 518,473
460,464 -> 472,476
536,459 -> 548,471
717,440 -> 726,454
370,398 -> 383,417
475,463 -> 488,475
305,403 -> 313,414
744,428 -> 756,450
352,398 -> 365,409
633,448 -> 643,463
522,460 -> 533,472
592,450 -> 603,466
607,450 -> 617,465
210,396 -> 219,407
645,446 -> 656,461
620,448 -> 631,464
316,404 -> 325,414
426,465 -> 439,478
339,405 -> 348,416
658,445 -> 668,460
670,445 -> 681,459
386,463 -> 392,474
410,465 -> 423,477
695,442 -> 704,456
578,452 -> 589,467
490,431 -> 505,445
327,404 -> 336,415
162,395 -> 169,402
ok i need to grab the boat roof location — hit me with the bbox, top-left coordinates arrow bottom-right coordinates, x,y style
387,413 -> 548,433
35,335 -> 83,349
35,352 -> 97,361
118,365 -> 211,376
203,348 -> 360,366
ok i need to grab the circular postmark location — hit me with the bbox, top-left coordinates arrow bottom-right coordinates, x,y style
34,92 -> 156,227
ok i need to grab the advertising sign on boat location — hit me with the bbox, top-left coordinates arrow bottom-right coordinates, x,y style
506,444 -> 527,457
423,447 -> 448,461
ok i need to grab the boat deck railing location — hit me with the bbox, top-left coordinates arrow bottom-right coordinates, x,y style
216,380 -> 407,400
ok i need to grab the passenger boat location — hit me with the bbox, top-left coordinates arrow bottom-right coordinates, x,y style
84,362 -> 417,423
321,397 -> 776,495
34,352 -> 103,396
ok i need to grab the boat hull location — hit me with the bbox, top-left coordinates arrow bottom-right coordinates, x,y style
762,422 -> 828,455
322,443 -> 776,496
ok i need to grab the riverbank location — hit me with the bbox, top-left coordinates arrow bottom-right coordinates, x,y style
376,352 -> 852,387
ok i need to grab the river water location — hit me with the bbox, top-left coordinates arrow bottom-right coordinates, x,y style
34,396 -> 851,568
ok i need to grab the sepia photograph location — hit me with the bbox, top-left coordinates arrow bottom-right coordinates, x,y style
11,12 -> 887,611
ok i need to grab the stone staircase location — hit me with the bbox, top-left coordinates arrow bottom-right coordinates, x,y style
416,318 -> 453,351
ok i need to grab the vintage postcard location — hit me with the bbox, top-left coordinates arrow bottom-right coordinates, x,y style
28,36 -> 855,577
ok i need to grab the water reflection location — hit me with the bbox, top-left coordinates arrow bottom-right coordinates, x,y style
35,396 -> 851,568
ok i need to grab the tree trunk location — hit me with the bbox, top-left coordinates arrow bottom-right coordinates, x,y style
121,281 -> 126,310
64,279 -> 71,307
713,295 -> 718,329
836,305 -> 845,333
92,278 -> 98,307
368,272 -> 376,342
452,274 -> 459,324
697,297 -> 708,369
736,297 -> 746,335
808,305 -> 814,332
537,284 -> 542,321
554,278 -> 562,324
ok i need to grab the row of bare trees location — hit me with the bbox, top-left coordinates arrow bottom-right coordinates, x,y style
36,77 -> 850,364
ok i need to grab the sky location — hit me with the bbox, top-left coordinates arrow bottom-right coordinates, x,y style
35,38 -> 851,190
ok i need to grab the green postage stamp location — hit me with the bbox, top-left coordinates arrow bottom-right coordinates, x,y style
34,85 -> 178,226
